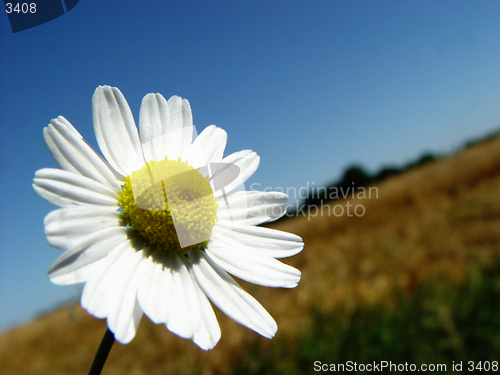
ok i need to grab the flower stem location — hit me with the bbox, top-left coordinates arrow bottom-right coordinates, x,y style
88,328 -> 115,375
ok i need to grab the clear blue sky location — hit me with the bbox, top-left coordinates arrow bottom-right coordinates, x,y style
1,0 -> 499,331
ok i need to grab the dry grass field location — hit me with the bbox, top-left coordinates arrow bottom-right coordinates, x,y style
2,134 -> 500,374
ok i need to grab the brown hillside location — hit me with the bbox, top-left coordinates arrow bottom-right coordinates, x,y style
1,135 -> 500,374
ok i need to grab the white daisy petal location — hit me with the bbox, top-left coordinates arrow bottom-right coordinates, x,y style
48,227 -> 128,283
187,125 -> 227,168
192,250 -> 277,338
137,255 -> 171,324
44,206 -> 121,249
213,150 -> 260,196
107,249 -> 145,344
192,282 -> 221,350
81,242 -> 131,318
166,254 -> 201,339
217,190 -> 288,225
33,169 -> 119,207
206,243 -> 301,288
49,249 -> 112,285
92,86 -> 145,176
165,95 -> 194,161
158,259 -> 174,323
213,222 -> 304,259
44,116 -> 123,190
139,93 -> 169,162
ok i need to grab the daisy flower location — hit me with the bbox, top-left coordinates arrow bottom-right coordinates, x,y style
33,86 -> 303,350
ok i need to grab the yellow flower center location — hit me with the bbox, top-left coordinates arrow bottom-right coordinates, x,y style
118,157 -> 218,255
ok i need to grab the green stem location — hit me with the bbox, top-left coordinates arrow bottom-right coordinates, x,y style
88,328 -> 115,375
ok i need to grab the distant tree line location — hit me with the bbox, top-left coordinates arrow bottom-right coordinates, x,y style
301,152 -> 437,210
271,128 -> 500,221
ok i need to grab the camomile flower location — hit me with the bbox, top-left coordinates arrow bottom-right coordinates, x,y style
33,86 -> 303,350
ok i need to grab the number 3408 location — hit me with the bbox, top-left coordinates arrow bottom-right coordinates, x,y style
5,3 -> 37,14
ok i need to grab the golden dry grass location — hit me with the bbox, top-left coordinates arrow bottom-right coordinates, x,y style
2,135 -> 500,374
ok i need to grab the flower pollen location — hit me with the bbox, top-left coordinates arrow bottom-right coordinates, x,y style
118,157 -> 218,254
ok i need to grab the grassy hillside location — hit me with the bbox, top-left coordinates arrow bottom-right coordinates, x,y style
2,135 -> 500,374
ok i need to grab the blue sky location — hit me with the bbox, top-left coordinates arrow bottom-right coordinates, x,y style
0,0 -> 499,331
